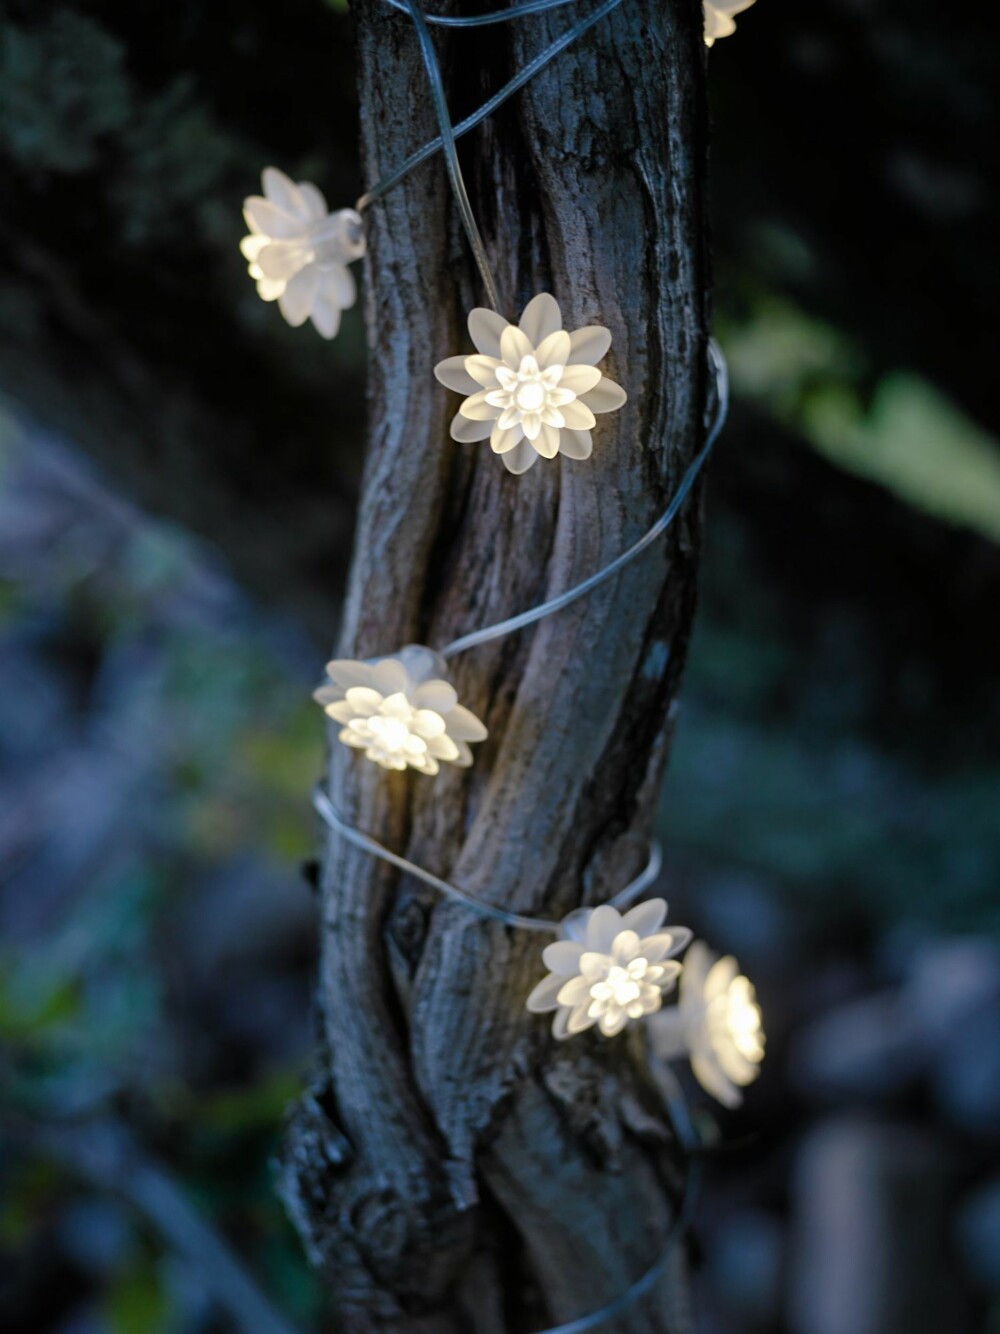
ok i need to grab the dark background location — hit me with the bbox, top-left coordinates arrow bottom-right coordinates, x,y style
1,0 -> 998,1330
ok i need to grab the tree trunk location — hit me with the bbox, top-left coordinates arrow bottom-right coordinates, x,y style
280,1 -> 710,1328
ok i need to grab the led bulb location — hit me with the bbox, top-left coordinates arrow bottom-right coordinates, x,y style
434,293 -> 627,475
313,644 -> 488,777
526,898 -> 692,1040
648,941 -> 765,1108
240,166 -> 365,339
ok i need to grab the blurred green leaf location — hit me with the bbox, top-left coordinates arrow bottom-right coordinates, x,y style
106,1256 -> 169,1334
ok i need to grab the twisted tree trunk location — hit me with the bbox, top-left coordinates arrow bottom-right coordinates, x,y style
281,1 -> 710,1328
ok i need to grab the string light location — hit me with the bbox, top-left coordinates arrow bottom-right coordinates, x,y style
273,0 -> 767,1325
648,942 -> 766,1107
241,168 -> 365,338
434,293 -> 626,474
313,645 -> 487,775
526,899 -> 693,1039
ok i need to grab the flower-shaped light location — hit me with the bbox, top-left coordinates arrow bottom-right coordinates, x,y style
241,167 -> 365,339
649,941 -> 765,1107
313,644 -> 487,776
434,293 -> 626,475
526,899 -> 692,1040
704,0 -> 756,46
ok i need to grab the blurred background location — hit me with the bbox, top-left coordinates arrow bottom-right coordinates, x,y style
1,0 -> 998,1330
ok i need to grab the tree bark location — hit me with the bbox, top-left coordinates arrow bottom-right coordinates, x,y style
280,1 -> 710,1328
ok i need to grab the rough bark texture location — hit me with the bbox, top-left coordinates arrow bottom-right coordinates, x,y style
280,1 -> 709,1328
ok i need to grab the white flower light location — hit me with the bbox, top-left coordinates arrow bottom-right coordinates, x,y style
649,941 -> 765,1107
434,293 -> 627,475
526,899 -> 692,1040
240,167 -> 365,339
313,644 -> 487,775
704,0 -> 756,47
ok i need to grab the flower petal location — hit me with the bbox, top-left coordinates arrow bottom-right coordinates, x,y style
534,329 -> 571,370
599,1008 -> 629,1037
521,412 -> 542,442
262,166 -> 308,221
580,376 -> 627,414
552,1007 -> 572,1040
526,973 -> 564,1013
240,234 -> 267,262
345,685 -> 384,714
502,439 -> 540,474
338,727 -> 368,749
567,325 -> 612,366
611,930 -> 641,964
325,659 -> 373,690
558,364 -> 603,395
451,413 -> 494,443
324,700 -> 357,724
541,939 -> 586,976
491,422 -> 524,455
453,739 -> 474,767
412,708 -> 446,738
243,196 -> 303,240
278,265 -> 322,327
567,1003 -> 597,1035
468,307 -> 509,357
560,399 -> 597,431
559,428 -> 593,461
297,180 -> 328,221
310,295 -> 342,340
556,976 -> 594,1007
398,646 -> 442,684
519,293 -> 562,347
321,264 -> 356,310
459,390 -> 499,422
255,277 -> 284,302
257,242 -> 307,281
586,904 -> 622,952
464,354 -> 503,388
580,951 -> 610,981
413,680 -> 457,714
535,422 -> 561,459
427,733 -> 460,762
443,704 -> 488,741
706,955 -> 740,1002
500,324 -> 534,369
435,356 -> 480,395
372,658 -> 409,696
620,898 -> 667,938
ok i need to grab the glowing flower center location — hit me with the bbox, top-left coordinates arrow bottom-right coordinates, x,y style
341,689 -> 451,769
488,355 -> 573,429
369,714 -> 415,754
709,976 -> 765,1063
516,380 -> 546,412
595,962 -> 647,1007
589,956 -> 653,1010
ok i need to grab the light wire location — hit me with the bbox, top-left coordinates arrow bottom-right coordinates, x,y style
314,783 -> 662,935
404,0 -> 501,311
358,0 -> 624,213
383,0 -> 585,28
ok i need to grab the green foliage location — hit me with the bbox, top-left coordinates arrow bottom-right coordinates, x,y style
0,11 -> 131,173
723,297 -> 1000,543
